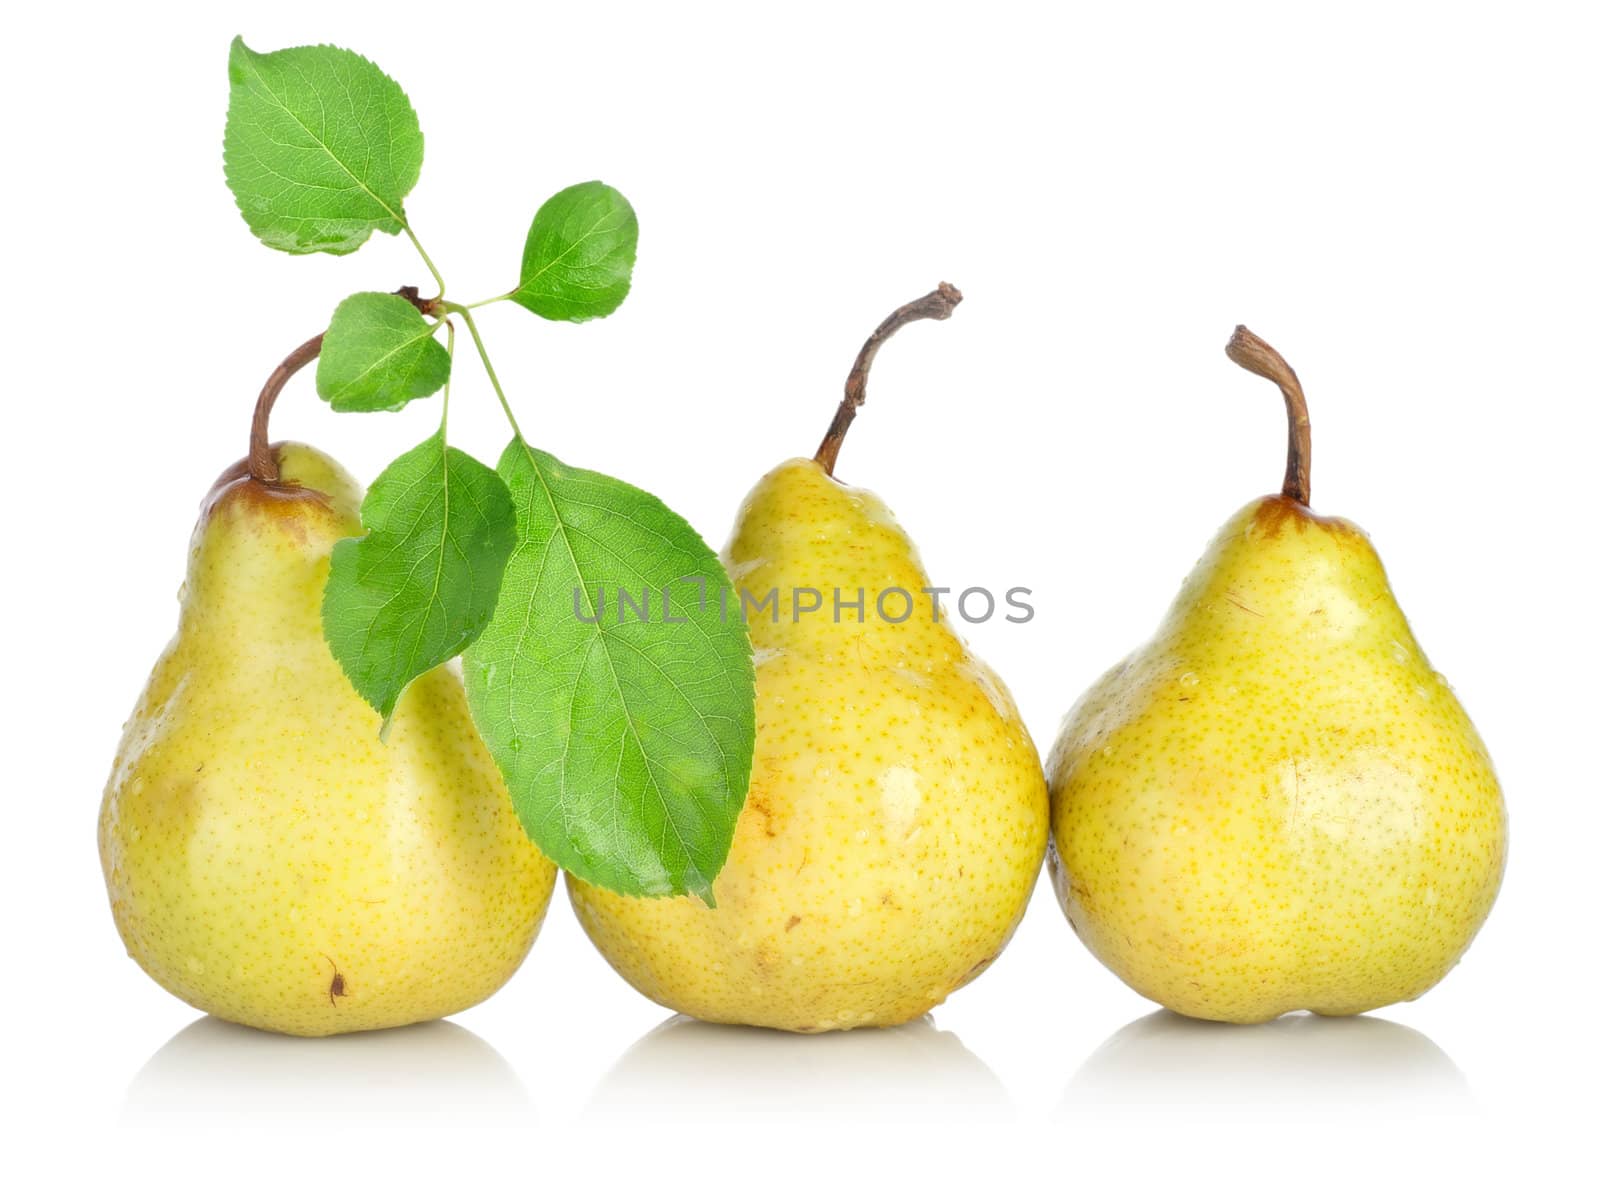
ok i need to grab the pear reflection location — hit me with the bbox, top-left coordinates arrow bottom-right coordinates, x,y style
589,1014 -> 1009,1118
125,1017 -> 530,1125
1066,1010 -> 1472,1116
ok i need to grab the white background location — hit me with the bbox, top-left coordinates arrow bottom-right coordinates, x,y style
5,1 -> 1596,1195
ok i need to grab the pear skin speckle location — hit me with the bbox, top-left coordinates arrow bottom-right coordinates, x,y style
1047,494 -> 1507,1024
569,459 -> 1049,1032
99,444 -> 557,1037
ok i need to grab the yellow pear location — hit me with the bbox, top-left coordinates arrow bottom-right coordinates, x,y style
570,285 -> 1049,1031
1048,328 -> 1506,1023
99,441 -> 556,1036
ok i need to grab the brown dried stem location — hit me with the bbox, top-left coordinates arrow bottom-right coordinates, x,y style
814,282 -> 963,476
1226,325 -> 1312,506
247,334 -> 324,482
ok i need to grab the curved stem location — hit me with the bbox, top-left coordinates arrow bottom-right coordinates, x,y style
404,227 -> 447,298
1226,325 -> 1312,506
248,333 -> 324,482
814,282 -> 963,476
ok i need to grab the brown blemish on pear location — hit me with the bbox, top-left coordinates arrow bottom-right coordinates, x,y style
203,445 -> 335,537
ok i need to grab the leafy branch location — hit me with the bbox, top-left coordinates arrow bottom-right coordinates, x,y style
222,37 -> 754,900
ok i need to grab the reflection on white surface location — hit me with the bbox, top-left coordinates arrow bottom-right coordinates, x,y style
588,1014 -> 1010,1119
124,1017 -> 530,1125
1066,1009 -> 1473,1116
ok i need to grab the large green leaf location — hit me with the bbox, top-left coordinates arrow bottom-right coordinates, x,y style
464,439 -> 755,901
223,37 -> 423,255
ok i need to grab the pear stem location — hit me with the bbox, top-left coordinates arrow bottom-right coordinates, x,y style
246,287 -> 437,483
1226,325 -> 1312,506
248,334 -> 324,483
813,282 -> 963,476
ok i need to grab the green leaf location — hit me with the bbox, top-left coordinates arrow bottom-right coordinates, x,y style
323,434 -> 515,723
510,182 -> 639,321
223,37 -> 423,255
464,440 -> 755,901
316,292 -> 450,412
